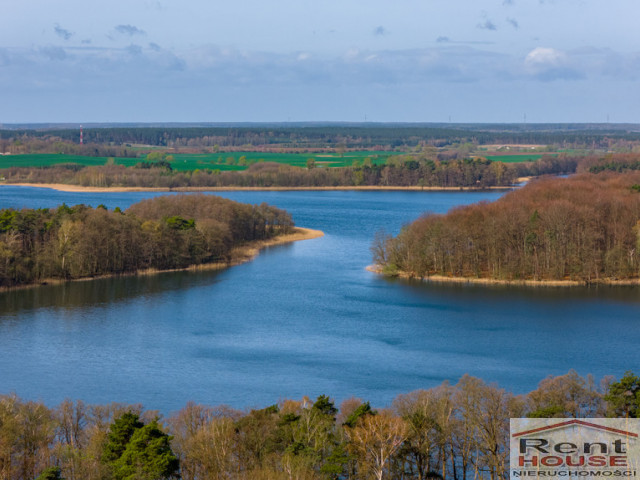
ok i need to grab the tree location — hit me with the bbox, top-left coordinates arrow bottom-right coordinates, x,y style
345,410 -> 407,480
111,421 -> 179,480
343,401 -> 375,429
527,370 -> 603,418
393,388 -> 447,480
102,412 -> 144,464
35,466 -> 63,480
605,371 -> 640,418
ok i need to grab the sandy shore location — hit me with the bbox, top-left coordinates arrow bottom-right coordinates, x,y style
0,227 -> 324,292
3,183 -> 516,193
366,265 -> 640,287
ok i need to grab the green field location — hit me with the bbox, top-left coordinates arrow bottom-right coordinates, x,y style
0,151 -> 399,171
485,154 -> 549,163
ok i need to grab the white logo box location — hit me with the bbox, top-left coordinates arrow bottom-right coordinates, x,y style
510,419 -> 640,478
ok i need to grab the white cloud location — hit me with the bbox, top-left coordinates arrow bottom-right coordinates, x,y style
524,46 -> 583,80
525,47 -> 564,66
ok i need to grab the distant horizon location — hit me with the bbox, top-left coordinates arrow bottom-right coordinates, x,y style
2,121 -> 640,130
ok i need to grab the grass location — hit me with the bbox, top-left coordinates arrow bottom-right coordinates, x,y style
0,151 -> 400,171
485,154 -> 551,163
0,154 -> 138,168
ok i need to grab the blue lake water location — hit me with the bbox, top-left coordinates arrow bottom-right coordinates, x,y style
0,186 -> 638,414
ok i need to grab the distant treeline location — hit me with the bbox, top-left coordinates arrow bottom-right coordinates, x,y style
375,172 -> 640,282
1,153 -> 584,189
580,153 -> 640,174
1,159 -> 516,189
1,370 -> 638,480
1,152 -> 633,190
2,125 -> 640,151
0,195 -> 293,288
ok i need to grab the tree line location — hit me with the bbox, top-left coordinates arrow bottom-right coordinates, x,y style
1,370 -> 639,480
2,125 -> 640,150
0,195 -> 294,288
0,150 -> 607,190
374,172 -> 640,282
1,157 -> 524,189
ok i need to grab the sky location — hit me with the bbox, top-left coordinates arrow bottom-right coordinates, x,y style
1,0 -> 639,123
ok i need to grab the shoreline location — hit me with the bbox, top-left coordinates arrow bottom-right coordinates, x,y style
2,182 -> 517,193
365,265 -> 640,287
0,227 -> 324,293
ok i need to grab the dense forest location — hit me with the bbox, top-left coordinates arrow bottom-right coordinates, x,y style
0,195 -> 294,288
1,370 -> 638,480
374,172 -> 640,283
2,124 -> 640,151
0,154 -> 584,189
1,157 -> 522,189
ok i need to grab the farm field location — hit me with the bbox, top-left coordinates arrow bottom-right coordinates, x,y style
0,151 -> 400,171
484,153 -> 553,163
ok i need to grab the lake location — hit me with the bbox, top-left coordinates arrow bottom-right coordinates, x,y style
0,186 -> 638,414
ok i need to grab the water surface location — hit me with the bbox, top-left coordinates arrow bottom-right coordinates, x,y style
0,186 -> 637,413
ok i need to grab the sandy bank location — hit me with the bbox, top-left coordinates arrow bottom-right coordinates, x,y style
3,183 -> 516,193
366,265 -> 640,287
0,227 -> 324,292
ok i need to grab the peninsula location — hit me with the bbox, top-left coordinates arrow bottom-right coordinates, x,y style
0,194 -> 322,289
372,172 -> 640,286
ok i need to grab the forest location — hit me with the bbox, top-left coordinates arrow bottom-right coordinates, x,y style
2,124 -> 639,151
373,171 -> 640,283
0,153 -> 586,190
0,157 -> 523,189
0,195 -> 294,288
1,370 -> 638,480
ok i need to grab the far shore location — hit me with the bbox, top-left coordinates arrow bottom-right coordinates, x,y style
1,182 -> 518,193
365,265 -> 640,287
0,227 -> 324,293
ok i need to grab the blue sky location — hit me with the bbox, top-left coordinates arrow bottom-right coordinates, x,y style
1,0 -> 638,123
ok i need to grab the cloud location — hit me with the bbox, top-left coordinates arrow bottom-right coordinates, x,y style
5,41 -> 637,101
127,44 -> 143,56
477,20 -> 497,31
436,37 -> 495,46
507,18 -> 519,29
39,46 -> 68,61
373,26 -> 387,36
524,47 -> 584,80
54,24 -> 73,41
177,45 -> 506,87
526,47 -> 563,65
503,0 -> 514,4
115,25 -> 146,36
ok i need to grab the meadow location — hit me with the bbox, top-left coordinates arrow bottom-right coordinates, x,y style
0,151 -> 400,172
484,153 -> 549,163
